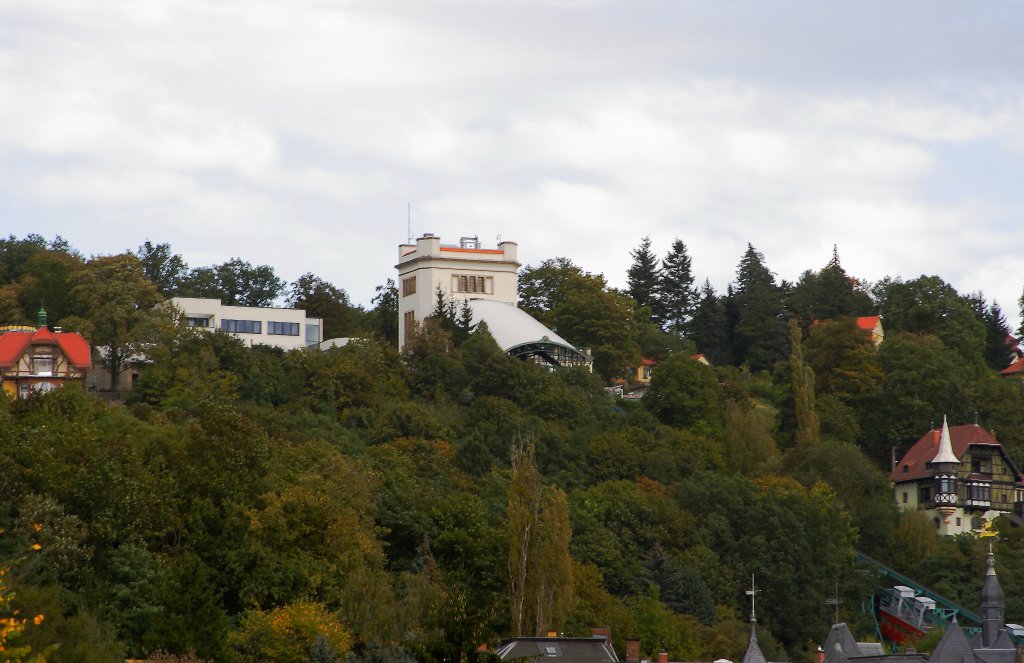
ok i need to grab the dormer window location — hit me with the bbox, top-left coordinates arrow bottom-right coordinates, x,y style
903,464 -> 909,473
32,352 -> 54,376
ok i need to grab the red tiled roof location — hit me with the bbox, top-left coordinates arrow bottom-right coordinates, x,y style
1001,356 -> 1024,375
641,357 -> 657,366
890,424 -> 1013,482
856,315 -> 881,331
0,328 -> 92,369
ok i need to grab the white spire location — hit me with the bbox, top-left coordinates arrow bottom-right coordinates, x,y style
933,415 -> 959,464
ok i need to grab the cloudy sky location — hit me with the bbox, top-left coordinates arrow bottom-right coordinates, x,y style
2,1 -> 1023,325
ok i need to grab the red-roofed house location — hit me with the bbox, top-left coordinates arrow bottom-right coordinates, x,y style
855,316 -> 884,347
891,419 -> 1024,535
0,323 -> 92,399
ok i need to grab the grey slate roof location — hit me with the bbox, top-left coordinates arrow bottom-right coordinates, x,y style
740,623 -> 767,663
495,636 -> 618,662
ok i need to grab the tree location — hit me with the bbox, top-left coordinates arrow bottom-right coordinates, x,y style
287,273 -> 364,340
982,300 -> 1013,371
368,279 -> 399,345
508,439 -> 573,636
721,399 -> 779,476
550,280 -> 640,380
657,238 -> 698,335
731,245 -> 786,371
644,354 -> 721,432
178,258 -> 284,307
229,600 -> 349,662
876,275 -> 986,366
133,241 -> 188,297
788,247 -> 872,325
518,258 -> 588,324
519,258 -> 640,378
627,237 -> 663,324
67,254 -> 169,389
788,320 -> 821,448
691,280 -> 730,364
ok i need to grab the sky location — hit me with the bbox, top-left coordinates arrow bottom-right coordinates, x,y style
2,0 -> 1024,327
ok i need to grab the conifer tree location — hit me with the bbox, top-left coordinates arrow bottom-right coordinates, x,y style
1018,285 -> 1024,339
982,301 -> 1012,370
657,238 -> 698,335
732,244 -> 786,371
691,280 -> 730,365
627,236 -> 663,323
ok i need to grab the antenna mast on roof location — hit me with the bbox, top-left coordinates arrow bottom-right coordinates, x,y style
407,201 -> 412,244
825,578 -> 842,624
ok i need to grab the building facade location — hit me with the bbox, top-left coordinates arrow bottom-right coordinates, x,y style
890,418 -> 1024,535
169,297 -> 323,351
396,233 -> 519,350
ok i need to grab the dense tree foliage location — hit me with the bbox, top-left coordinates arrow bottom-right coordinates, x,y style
3,233 -> 1024,662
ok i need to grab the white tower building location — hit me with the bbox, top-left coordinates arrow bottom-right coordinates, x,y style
396,233 -> 519,350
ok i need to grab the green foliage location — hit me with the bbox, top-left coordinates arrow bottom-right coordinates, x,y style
730,244 -> 786,371
133,240 -> 188,297
644,354 -> 721,432
876,275 -> 986,365
288,273 -> 366,340
627,237 -> 663,324
657,239 -> 698,335
178,257 -> 284,307
67,253 -> 167,388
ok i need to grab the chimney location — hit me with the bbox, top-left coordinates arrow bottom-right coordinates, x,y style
625,638 -> 640,663
657,652 -> 668,663
592,627 -> 611,647
814,646 -> 825,663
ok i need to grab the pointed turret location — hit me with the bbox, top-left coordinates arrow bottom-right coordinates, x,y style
741,575 -> 767,663
933,416 -> 959,464
932,416 -> 960,524
36,305 -> 47,329
981,549 -> 1004,648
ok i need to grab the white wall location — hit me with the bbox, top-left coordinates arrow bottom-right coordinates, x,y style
169,297 -> 323,351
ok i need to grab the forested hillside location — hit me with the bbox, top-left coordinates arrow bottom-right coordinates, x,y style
2,233 -> 1024,663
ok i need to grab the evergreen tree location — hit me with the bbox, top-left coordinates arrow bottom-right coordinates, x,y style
627,237 -> 663,323
788,246 -> 872,325
731,244 -> 786,371
691,280 -> 730,365
982,301 -> 1013,371
1019,285 -> 1024,339
657,238 -> 698,335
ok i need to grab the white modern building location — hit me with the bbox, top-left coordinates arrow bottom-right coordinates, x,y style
169,297 -> 323,351
396,234 -> 590,369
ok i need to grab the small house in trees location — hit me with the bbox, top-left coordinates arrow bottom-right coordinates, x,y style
0,311 -> 91,398
855,316 -> 884,347
890,418 -> 1024,536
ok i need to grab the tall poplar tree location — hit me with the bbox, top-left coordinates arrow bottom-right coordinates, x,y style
508,438 -> 573,637
732,244 -> 786,371
789,319 -> 821,448
657,238 -> 698,335
627,237 -> 663,323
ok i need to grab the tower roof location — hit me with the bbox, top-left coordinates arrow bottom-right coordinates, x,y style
933,416 -> 960,464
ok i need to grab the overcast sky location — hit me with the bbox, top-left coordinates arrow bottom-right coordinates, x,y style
2,1 -> 1023,326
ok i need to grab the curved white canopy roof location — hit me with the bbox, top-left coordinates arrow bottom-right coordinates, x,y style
466,299 -> 578,353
